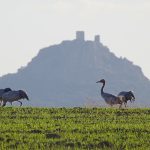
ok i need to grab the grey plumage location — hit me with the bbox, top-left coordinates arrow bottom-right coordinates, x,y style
0,88 -> 12,105
1,90 -> 29,107
96,79 -> 124,108
96,79 -> 123,108
0,88 -> 12,97
118,91 -> 135,107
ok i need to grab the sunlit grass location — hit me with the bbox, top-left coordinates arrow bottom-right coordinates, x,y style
0,107 -> 150,149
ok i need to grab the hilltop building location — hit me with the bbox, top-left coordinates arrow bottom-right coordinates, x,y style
76,31 -> 100,44
94,35 -> 100,43
76,31 -> 85,41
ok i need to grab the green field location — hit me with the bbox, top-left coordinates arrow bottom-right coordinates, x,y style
0,107 -> 150,149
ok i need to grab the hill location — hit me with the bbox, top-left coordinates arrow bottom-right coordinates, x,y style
0,31 -> 150,106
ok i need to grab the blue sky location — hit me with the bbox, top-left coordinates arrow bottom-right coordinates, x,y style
0,0 -> 150,78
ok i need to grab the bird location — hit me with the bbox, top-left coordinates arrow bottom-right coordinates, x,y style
1,90 -> 29,107
0,88 -> 12,106
96,79 -> 123,108
118,91 -> 135,107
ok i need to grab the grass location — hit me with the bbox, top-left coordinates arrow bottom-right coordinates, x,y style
0,107 -> 150,149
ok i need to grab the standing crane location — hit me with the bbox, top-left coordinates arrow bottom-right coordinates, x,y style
96,79 -> 123,108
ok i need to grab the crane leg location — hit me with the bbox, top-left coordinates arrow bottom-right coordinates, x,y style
119,103 -> 122,109
124,102 -> 127,107
110,104 -> 113,108
2,101 -> 6,107
18,101 -> 22,107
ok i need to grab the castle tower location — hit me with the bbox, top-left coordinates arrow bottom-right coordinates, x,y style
94,35 -> 100,43
76,31 -> 85,41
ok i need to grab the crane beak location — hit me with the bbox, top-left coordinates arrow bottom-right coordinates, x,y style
96,81 -> 100,83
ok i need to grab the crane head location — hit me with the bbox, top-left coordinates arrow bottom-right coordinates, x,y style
19,90 -> 29,100
96,79 -> 105,84
129,91 -> 135,101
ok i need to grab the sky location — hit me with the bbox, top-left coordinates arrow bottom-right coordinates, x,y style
0,0 -> 150,79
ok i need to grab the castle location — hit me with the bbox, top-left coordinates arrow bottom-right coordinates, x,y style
75,31 -> 100,44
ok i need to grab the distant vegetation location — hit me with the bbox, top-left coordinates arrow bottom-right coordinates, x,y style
0,107 -> 150,149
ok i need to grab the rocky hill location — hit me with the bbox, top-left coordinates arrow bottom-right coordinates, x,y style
0,31 -> 150,107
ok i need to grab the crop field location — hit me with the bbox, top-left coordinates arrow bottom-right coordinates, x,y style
0,107 -> 150,149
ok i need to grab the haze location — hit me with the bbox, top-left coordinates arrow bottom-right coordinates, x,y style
0,0 -> 150,79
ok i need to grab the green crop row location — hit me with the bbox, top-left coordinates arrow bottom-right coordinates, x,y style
0,107 -> 150,149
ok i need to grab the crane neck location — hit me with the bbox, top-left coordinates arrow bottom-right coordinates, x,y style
101,82 -> 105,94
